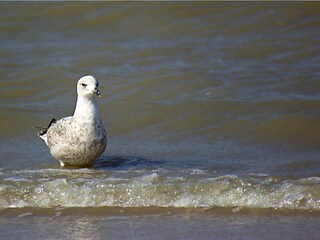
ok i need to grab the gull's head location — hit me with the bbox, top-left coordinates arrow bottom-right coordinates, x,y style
77,75 -> 101,98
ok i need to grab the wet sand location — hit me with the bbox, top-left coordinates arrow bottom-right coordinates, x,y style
1,207 -> 320,240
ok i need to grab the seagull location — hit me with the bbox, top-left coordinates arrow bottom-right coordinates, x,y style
37,75 -> 107,167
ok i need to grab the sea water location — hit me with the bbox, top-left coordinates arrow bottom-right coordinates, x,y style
0,2 -> 319,239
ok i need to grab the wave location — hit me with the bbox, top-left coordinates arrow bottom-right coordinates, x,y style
0,169 -> 319,210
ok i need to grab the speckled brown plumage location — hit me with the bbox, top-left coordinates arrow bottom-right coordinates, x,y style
38,76 -> 107,167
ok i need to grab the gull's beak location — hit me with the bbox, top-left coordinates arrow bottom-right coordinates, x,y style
92,87 -> 101,97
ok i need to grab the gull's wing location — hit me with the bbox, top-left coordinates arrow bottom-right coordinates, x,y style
37,118 -> 56,145
45,116 -> 72,148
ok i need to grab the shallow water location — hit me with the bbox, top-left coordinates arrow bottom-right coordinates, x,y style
1,208 -> 320,240
0,2 -> 320,239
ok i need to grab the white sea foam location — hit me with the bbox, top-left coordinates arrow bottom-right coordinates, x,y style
1,171 -> 319,210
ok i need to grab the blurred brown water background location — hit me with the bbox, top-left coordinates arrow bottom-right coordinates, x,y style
0,2 -> 320,240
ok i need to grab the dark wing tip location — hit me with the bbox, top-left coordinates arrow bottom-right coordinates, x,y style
48,118 -> 56,128
35,118 -> 56,136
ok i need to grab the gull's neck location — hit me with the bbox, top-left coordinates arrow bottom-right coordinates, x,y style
73,95 -> 100,122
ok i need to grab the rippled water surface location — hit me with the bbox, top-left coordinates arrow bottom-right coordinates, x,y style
0,2 -> 320,239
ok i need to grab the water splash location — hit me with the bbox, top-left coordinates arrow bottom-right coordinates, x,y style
1,168 -> 319,210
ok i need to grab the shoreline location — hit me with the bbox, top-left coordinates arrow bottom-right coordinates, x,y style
1,206 -> 320,240
1,206 -> 319,218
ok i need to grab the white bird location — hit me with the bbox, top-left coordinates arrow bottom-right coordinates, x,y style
38,75 -> 107,167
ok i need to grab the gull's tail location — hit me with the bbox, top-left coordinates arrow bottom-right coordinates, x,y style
35,118 -> 56,145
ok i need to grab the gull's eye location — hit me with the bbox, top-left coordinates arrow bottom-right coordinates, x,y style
81,83 -> 87,87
